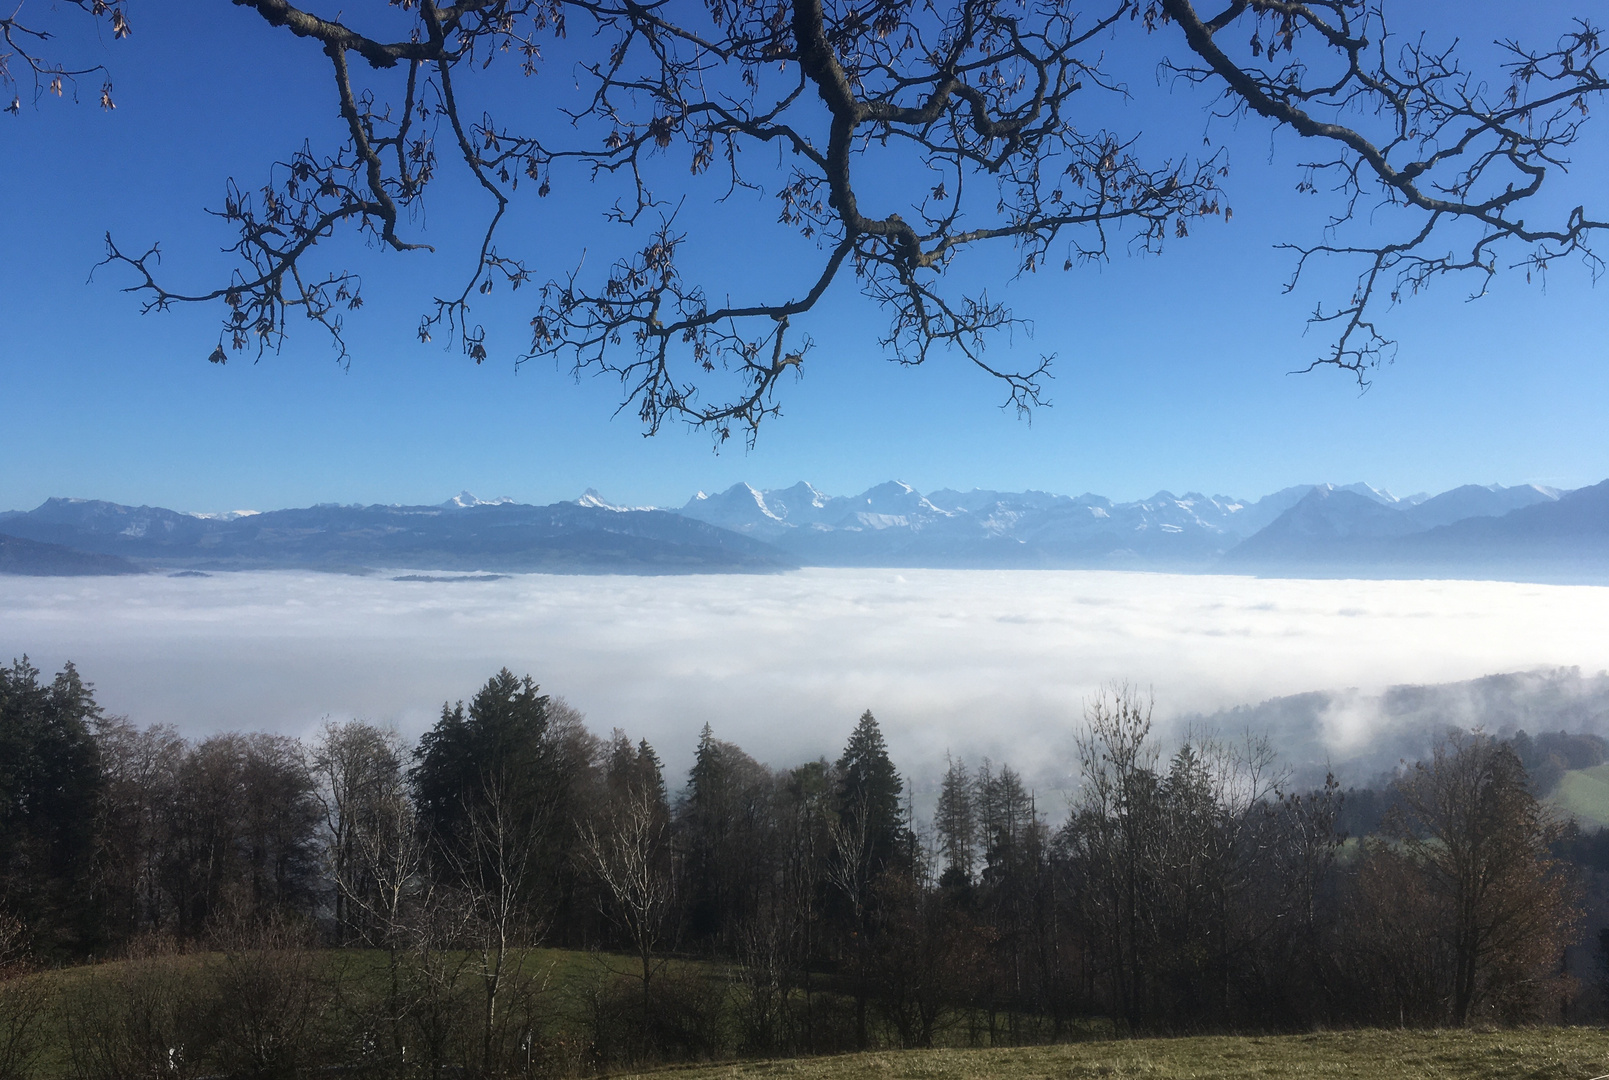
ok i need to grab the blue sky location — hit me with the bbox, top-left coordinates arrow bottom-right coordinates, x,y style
1,0 -> 1606,514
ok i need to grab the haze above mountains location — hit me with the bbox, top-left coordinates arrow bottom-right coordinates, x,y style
1,477 -> 1605,582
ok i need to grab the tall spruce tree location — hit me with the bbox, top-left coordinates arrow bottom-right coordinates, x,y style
834,711 -> 905,878
832,710 -> 908,1049
682,724 -> 731,942
0,659 -> 104,956
680,725 -> 776,946
411,669 -> 558,898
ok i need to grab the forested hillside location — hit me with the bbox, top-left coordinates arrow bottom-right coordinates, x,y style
1,658 -> 1604,1078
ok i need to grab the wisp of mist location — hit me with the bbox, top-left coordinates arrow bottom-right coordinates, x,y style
3,568 -> 1605,786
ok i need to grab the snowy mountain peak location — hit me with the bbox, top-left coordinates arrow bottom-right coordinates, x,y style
1335,482 -> 1401,506
444,491 -> 514,509
187,509 -> 261,521
575,489 -> 654,511
854,480 -> 949,518
664,477 -> 1590,570
739,483 -> 782,519
774,480 -> 832,509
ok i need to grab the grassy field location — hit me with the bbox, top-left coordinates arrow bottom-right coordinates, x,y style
618,1028 -> 1609,1080
25,953 -> 1609,1080
1552,766 -> 1609,829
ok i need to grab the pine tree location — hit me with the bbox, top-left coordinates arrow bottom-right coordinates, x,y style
681,723 -> 730,941
0,658 -> 104,955
835,710 -> 905,876
410,669 -> 559,904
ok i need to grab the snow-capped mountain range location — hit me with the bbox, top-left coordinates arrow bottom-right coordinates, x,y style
672,479 -> 1570,570
2,479 -> 1603,580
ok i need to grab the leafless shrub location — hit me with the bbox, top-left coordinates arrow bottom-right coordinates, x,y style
206,914 -> 331,1080
0,912 -> 53,1080
64,936 -> 216,1080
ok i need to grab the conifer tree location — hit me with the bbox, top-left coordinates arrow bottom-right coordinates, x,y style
934,756 -> 975,890
835,710 -> 906,877
411,669 -> 551,852
682,723 -> 737,942
0,659 -> 104,955
410,669 -> 562,930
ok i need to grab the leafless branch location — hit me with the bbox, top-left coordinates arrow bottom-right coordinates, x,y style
75,0 -> 1609,435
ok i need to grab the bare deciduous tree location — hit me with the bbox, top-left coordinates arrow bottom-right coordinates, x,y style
0,1 -> 124,116
453,771 -> 553,1078
1383,732 -> 1581,1024
9,1 -> 1599,440
311,721 -> 413,946
581,736 -> 675,1050
1064,684 -> 1159,1025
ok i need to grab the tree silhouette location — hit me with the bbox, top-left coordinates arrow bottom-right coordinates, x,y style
8,0 -> 1599,439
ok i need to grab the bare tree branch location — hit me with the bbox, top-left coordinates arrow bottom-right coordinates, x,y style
66,0 -> 1609,437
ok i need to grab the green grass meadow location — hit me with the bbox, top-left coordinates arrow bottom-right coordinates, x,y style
19,951 -> 1609,1080
1551,766 -> 1609,829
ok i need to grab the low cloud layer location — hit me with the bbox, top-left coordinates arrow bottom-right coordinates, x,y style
3,569 -> 1606,786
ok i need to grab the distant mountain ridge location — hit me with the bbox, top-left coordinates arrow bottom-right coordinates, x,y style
0,478 -> 1598,580
0,495 -> 794,575
675,478 -> 1580,576
0,532 -> 142,576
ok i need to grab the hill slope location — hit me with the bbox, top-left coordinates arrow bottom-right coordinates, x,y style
0,532 -> 142,576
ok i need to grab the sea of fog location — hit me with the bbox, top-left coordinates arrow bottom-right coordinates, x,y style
3,568 -> 1606,787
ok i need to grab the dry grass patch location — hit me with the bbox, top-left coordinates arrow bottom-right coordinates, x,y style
617,1028 -> 1609,1080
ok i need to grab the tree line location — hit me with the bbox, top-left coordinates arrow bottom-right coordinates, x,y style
0,656 -> 1597,1075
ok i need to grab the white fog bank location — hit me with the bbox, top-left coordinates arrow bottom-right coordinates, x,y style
2,568 -> 1605,784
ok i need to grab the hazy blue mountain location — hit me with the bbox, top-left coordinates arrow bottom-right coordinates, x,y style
1403,483 -> 1560,530
3,498 -> 226,551
1223,487 -> 1420,569
1217,485 -> 1310,536
1220,482 -> 1423,537
676,477 -> 1606,580
1334,481 -> 1422,506
925,488 -> 1070,514
1389,479 -> 1609,576
1223,481 -> 1605,580
680,482 -> 1253,567
0,532 -> 143,576
9,476 -> 1601,579
1009,491 -> 1248,563
0,496 -> 794,574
